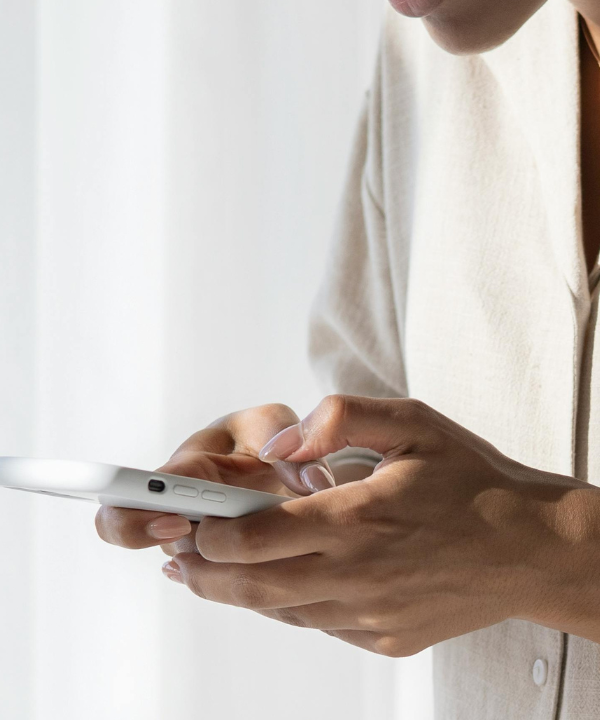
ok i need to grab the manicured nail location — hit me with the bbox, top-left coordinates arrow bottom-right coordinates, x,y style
300,464 -> 336,493
162,560 -> 183,583
259,423 -> 304,463
147,516 -> 192,540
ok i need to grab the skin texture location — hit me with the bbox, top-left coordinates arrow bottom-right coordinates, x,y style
97,397 -> 600,656
96,3 -> 600,656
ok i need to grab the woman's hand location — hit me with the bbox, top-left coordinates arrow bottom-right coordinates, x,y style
94,404 -> 335,554
163,395 -> 600,656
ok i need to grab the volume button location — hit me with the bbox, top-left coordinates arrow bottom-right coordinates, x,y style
201,490 -> 227,503
173,485 -> 199,498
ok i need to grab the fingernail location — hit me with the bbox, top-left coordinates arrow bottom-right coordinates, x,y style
259,423 -> 304,463
300,464 -> 336,493
162,560 -> 183,584
147,516 -> 192,540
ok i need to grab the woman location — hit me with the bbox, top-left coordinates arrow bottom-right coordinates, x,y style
96,0 -> 600,717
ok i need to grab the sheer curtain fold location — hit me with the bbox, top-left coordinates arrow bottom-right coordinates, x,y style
0,1 -> 431,718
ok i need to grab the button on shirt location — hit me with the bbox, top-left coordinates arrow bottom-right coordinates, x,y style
533,660 -> 548,687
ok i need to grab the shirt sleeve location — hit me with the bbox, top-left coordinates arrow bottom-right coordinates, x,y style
307,52 -> 409,468
308,74 -> 407,400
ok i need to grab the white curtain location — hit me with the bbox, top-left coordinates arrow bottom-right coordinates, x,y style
0,1 -> 433,718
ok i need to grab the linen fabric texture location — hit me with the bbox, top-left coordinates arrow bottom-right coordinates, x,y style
308,0 -> 600,717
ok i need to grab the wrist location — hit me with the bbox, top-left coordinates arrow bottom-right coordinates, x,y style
511,467 -> 600,639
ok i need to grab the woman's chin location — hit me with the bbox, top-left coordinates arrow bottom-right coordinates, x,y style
392,0 -> 548,56
421,0 -> 546,56
389,0 -> 445,19
421,16 -> 513,55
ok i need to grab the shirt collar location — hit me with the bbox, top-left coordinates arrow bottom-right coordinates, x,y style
482,0 -> 586,304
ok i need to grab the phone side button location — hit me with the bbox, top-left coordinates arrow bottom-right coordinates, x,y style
201,490 -> 227,503
173,485 -> 199,498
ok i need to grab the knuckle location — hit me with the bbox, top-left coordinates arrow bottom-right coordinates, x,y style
320,394 -> 350,426
231,573 -> 268,609
185,573 -> 207,600
233,403 -> 297,433
358,612 -> 390,633
373,634 -> 421,659
195,519 -> 222,561
403,398 -> 431,424
95,507 -> 136,548
401,399 -> 447,449
224,403 -> 299,456
229,521 -> 264,563
372,635 -> 407,658
165,535 -> 198,557
258,403 -> 296,422
206,413 -> 232,430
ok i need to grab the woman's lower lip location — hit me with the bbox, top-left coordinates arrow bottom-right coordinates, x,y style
389,0 -> 445,18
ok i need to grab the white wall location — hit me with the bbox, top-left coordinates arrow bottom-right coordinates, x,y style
0,2 -> 37,718
1,1 -> 436,717
0,1 -> 425,719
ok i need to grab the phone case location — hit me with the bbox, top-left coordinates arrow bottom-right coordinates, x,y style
0,457 -> 288,521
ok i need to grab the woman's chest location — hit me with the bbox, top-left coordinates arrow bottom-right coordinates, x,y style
399,193 -> 575,474
380,25 -> 600,478
383,73 -> 582,476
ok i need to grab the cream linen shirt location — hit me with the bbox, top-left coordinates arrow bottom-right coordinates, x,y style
308,0 -> 600,717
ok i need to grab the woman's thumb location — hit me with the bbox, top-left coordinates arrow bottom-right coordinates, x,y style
259,395 -> 426,464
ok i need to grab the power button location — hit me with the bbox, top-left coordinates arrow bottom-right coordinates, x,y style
201,490 -> 227,503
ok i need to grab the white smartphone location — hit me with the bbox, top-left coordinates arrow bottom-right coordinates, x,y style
0,457 -> 288,522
